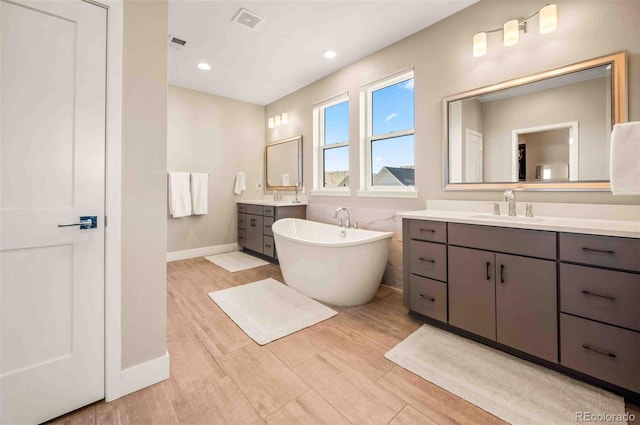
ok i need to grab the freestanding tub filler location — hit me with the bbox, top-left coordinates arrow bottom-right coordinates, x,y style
272,218 -> 393,306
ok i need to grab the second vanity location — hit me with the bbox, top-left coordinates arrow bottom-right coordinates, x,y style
399,201 -> 640,401
237,200 -> 306,261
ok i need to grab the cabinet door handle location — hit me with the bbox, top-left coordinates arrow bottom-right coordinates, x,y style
419,228 -> 435,233
265,244 -> 272,248
486,262 -> 491,280
581,247 -> 615,255
500,264 -> 505,283
581,290 -> 616,301
419,257 -> 435,263
582,344 -> 616,358
265,225 -> 271,228
418,294 -> 435,302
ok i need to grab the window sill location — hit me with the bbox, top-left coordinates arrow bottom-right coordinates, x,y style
310,189 -> 351,197
356,189 -> 418,199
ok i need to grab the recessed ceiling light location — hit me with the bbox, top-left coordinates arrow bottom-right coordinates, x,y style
323,50 -> 336,59
197,62 -> 211,71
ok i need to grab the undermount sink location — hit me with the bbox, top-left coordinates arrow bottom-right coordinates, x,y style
469,214 -> 546,223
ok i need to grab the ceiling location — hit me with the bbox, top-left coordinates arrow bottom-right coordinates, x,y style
168,1 -> 476,106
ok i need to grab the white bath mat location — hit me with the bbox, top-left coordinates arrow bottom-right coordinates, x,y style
208,278 -> 337,345
385,325 -> 627,425
205,251 -> 269,272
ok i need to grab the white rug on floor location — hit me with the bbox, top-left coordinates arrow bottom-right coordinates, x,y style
208,278 -> 337,345
385,325 -> 627,425
205,251 -> 269,272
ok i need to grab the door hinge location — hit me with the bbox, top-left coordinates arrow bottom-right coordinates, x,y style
105,215 -> 108,227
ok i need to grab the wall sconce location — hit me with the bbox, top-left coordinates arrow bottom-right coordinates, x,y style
473,3 -> 557,57
267,112 -> 289,129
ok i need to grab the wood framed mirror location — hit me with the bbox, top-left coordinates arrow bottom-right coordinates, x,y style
443,51 -> 627,191
265,135 -> 302,191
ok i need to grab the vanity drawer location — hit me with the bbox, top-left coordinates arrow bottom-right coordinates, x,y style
263,217 -> 274,237
263,206 -> 275,217
245,205 -> 264,216
238,229 -> 246,247
238,204 -> 246,213
559,233 -> 640,272
409,275 -> 447,322
238,213 -> 246,230
263,236 -> 275,258
409,240 -> 447,282
560,313 -> 640,394
560,263 -> 640,332
408,220 -> 447,243
448,223 -> 556,260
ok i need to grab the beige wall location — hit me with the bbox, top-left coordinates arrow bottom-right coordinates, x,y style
167,86 -> 265,253
265,0 -> 640,207
121,0 -> 168,369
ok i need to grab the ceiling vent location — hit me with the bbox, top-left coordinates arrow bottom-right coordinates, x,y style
232,8 -> 262,30
168,35 -> 187,51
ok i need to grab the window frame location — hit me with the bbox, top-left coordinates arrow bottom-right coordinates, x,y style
311,93 -> 351,196
358,69 -> 417,198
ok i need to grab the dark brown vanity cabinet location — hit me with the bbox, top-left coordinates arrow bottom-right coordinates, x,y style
403,217 -> 640,399
403,219 -> 448,323
558,233 -> 640,393
447,224 -> 557,363
237,203 -> 305,261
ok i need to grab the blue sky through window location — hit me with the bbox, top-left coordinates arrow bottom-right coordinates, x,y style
372,78 -> 414,136
324,101 -> 349,145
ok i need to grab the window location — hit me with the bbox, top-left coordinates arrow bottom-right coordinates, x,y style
359,70 -> 416,197
312,94 -> 350,194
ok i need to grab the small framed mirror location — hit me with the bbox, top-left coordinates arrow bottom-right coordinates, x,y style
443,51 -> 627,191
266,135 -> 302,191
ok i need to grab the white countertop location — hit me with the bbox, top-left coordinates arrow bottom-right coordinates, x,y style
238,199 -> 308,207
397,201 -> 640,238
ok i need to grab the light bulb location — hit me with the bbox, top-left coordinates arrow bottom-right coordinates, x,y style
539,4 -> 557,34
268,117 -> 274,129
281,112 -> 288,124
275,115 -> 281,126
504,19 -> 520,46
473,32 -> 487,57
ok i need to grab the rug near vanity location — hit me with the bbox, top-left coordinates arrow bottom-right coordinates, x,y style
386,325 -> 627,425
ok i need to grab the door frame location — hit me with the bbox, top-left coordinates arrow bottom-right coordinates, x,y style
98,0 -> 123,402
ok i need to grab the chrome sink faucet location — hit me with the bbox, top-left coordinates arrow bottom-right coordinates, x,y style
334,207 -> 351,229
504,190 -> 516,216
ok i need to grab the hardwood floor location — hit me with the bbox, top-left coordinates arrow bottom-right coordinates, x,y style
48,257 -> 640,425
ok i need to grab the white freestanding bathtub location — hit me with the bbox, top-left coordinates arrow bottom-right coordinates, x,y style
272,218 -> 393,306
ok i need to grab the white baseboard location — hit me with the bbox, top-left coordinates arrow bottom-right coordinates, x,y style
119,351 -> 170,398
166,243 -> 239,262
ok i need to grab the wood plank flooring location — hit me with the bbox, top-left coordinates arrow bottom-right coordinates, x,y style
48,257 -> 640,424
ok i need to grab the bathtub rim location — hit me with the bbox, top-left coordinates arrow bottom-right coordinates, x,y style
272,218 -> 393,248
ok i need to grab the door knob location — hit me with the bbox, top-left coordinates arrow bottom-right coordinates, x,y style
58,216 -> 97,229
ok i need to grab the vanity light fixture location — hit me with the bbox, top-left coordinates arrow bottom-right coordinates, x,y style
267,113 -> 289,129
473,3 -> 557,57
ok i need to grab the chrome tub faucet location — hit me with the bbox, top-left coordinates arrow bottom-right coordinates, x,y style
334,207 -> 351,229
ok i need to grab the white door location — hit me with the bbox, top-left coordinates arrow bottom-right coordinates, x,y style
465,129 -> 483,183
1,1 -> 107,423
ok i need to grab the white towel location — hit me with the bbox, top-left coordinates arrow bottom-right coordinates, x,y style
282,173 -> 289,186
234,172 -> 246,195
191,173 -> 208,215
610,122 -> 640,195
168,172 -> 192,218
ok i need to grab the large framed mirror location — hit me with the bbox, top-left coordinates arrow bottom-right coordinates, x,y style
443,51 -> 627,191
266,135 -> 302,191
